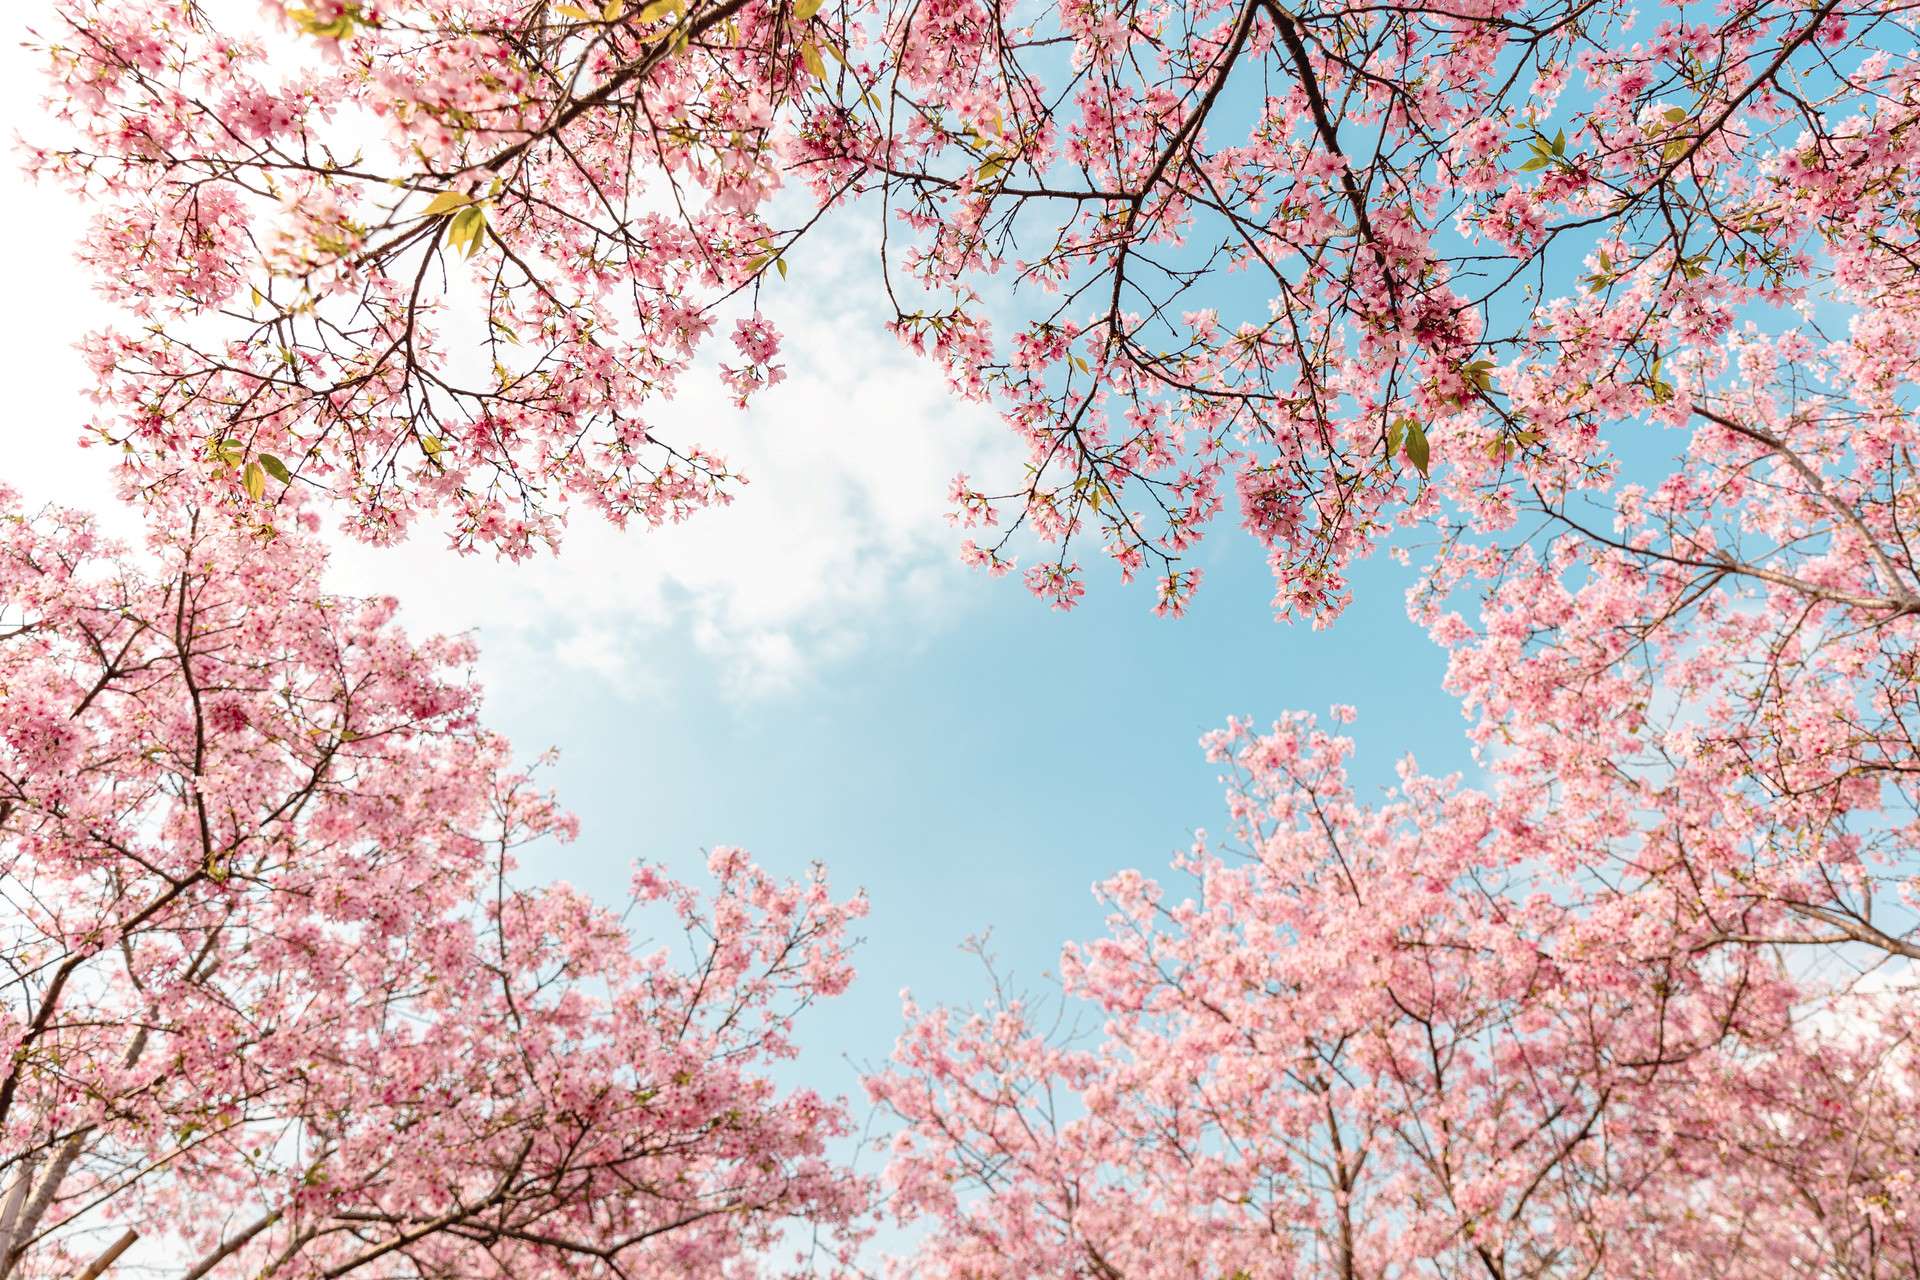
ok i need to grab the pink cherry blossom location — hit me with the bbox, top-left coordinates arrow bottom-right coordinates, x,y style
27,0 -> 1915,621
872,712 -> 1920,1278
0,487 -> 870,1280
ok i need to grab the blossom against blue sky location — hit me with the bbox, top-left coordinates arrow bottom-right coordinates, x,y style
1,25 -> 1468,1116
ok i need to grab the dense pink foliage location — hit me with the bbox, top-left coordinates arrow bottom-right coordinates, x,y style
873,712 -> 1920,1278
25,0 -> 1919,618
865,0 -> 1920,623
30,0 -> 829,556
0,490 -> 868,1280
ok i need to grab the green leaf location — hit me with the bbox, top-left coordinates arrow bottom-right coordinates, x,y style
1551,128 -> 1566,155
602,0 -> 625,19
447,205 -> 487,257
420,434 -> 446,458
242,460 -> 267,501
259,453 -> 293,485
800,41 -> 826,80
553,2 -> 595,16
1516,156 -> 1550,172
775,257 -> 789,278
1647,356 -> 1675,403
1404,420 -> 1430,476
420,190 -> 473,217
794,0 -> 826,17
637,0 -> 679,20
288,5 -> 362,37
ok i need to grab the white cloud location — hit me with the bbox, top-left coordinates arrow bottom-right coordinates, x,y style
320,240 -> 1015,701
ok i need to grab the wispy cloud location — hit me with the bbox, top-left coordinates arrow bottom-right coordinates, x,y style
323,241 -> 1014,703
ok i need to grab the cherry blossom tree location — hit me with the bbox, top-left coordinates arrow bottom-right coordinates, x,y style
31,0 -> 828,558
839,0 -> 1920,621
0,489 -> 869,1280
871,711 -> 1920,1279
1410,282 -> 1920,967
25,0 -> 1917,614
